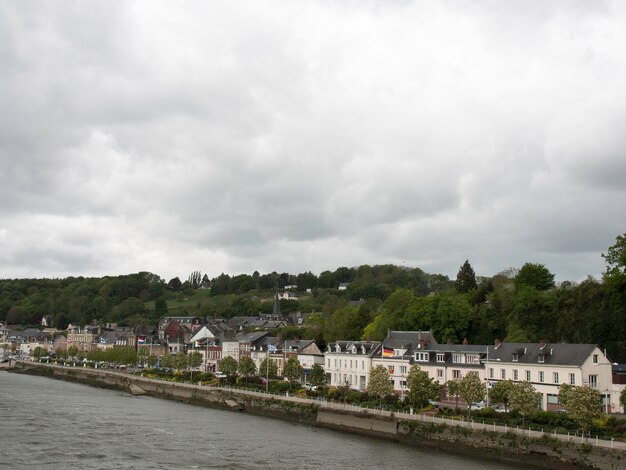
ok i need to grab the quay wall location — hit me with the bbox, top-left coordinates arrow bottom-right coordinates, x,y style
10,362 -> 626,470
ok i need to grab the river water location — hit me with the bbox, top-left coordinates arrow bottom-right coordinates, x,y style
0,372 -> 522,469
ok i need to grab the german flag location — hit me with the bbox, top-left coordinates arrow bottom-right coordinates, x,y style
383,347 -> 393,357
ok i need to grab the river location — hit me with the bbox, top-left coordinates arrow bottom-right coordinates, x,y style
0,372 -> 523,469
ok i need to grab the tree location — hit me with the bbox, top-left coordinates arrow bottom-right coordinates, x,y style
406,364 -> 439,408
509,381 -> 541,425
367,365 -> 394,408
603,233 -> 626,276
67,345 -> 79,359
559,384 -> 602,432
188,350 -> 203,381
154,298 -> 168,317
160,353 -> 173,369
137,347 -> 151,367
167,277 -> 182,292
283,356 -> 303,382
446,379 -> 461,408
308,364 -> 326,387
489,380 -> 515,412
515,263 -> 555,291
456,260 -> 477,293
457,372 -> 486,417
32,346 -> 47,360
172,352 -> 188,371
259,357 -> 278,379
188,271 -> 202,289
219,356 -> 238,376
238,356 -> 256,381
620,388 -> 626,411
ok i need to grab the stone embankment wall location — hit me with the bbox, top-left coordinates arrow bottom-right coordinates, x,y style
11,362 -> 626,470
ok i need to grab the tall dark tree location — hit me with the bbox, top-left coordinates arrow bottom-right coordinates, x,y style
455,260 -> 477,293
167,277 -> 182,292
514,263 -> 555,291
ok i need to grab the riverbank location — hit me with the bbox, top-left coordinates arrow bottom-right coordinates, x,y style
9,362 -> 626,469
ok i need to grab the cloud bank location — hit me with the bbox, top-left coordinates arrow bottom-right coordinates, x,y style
0,1 -> 624,282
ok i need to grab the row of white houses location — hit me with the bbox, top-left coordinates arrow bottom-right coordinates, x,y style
324,331 -> 619,413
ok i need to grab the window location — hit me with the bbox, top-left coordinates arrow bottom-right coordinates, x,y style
416,352 -> 429,362
513,369 -> 519,381
588,374 -> 598,388
350,360 -> 352,369
539,371 -> 545,383
466,354 -> 480,364
593,354 -> 598,364
500,369 -> 506,379
553,372 -> 559,384
334,359 -> 337,368
452,353 -> 464,364
526,370 -> 531,381
547,394 -> 559,405
569,373 -> 575,385
452,369 -> 461,379
401,380 -> 407,389
388,366 -> 394,374
400,366 -> 407,374
361,361 -> 364,369
489,368 -> 494,379
538,354 -> 545,364
436,353 -> 446,363
512,353 -> 519,362
437,369 -> 443,378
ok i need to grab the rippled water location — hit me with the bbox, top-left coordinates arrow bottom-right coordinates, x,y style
0,372 -> 522,469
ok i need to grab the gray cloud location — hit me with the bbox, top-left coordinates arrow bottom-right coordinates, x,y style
0,0 -> 625,282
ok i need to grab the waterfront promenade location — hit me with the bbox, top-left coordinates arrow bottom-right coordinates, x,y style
11,362 -> 626,452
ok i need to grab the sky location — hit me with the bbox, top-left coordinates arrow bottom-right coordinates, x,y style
0,1 -> 625,283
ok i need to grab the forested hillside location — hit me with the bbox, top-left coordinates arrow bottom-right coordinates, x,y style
1,234 -> 625,360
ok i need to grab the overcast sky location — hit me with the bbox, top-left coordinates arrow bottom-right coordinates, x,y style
1,1 -> 624,283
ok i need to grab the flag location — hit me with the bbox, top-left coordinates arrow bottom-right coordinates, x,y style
383,347 -> 393,357
194,341 -> 200,348
268,344 -> 277,353
137,337 -> 145,345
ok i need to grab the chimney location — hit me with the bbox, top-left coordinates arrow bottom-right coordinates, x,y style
495,339 -> 501,349
540,340 -> 547,350
446,339 -> 453,345
463,337 -> 468,345
418,339 -> 426,349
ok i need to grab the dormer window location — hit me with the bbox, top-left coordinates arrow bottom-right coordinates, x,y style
436,353 -> 446,363
512,353 -> 519,362
538,354 -> 545,364
416,352 -> 429,362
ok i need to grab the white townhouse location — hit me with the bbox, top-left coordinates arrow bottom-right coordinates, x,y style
486,340 -> 615,412
372,331 -> 438,396
325,340 -> 382,390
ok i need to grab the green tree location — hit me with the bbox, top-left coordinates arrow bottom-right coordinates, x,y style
238,356 -> 256,381
160,353 -> 173,369
219,356 -> 238,376
32,346 -> 47,360
406,364 -> 439,408
154,297 -> 168,317
188,271 -> 202,289
367,365 -> 394,408
458,372 -> 486,418
188,350 -> 203,381
137,347 -> 151,366
489,380 -> 515,412
603,233 -> 626,277
446,379 -> 461,408
515,263 -> 555,291
308,364 -> 326,387
283,357 -> 303,382
509,381 -> 541,425
259,357 -> 278,379
67,345 -> 79,359
172,352 -> 188,371
559,384 -> 602,432
620,388 -> 626,411
456,260 -> 477,293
